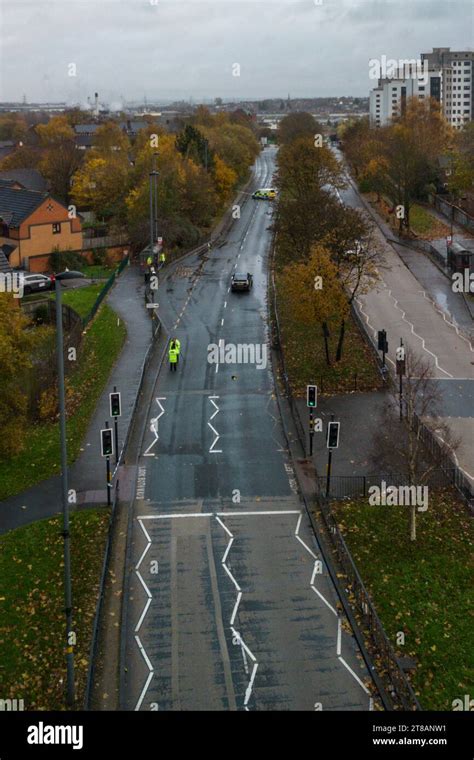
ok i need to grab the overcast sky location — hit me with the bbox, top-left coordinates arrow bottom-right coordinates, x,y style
0,0 -> 472,104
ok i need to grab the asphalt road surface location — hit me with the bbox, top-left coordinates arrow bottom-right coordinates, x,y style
120,148 -> 375,711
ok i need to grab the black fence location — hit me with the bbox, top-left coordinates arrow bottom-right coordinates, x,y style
317,469 -> 456,500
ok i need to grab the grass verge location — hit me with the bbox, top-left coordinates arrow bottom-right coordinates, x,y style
275,269 -> 380,395
49,283 -> 105,320
0,508 -> 110,710
332,490 -> 473,709
0,303 -> 126,500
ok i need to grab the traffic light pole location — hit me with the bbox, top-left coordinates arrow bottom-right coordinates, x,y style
113,386 -> 119,465
325,414 -> 335,498
105,420 -> 111,507
55,279 -> 75,707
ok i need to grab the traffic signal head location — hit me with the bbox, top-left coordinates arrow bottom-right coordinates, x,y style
110,391 -> 121,418
307,385 -> 317,408
101,428 -> 113,457
327,421 -> 340,449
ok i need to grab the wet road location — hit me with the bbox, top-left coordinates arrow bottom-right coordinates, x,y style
120,148 -> 375,711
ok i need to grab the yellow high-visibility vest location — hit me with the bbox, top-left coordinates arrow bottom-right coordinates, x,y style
169,348 -> 178,363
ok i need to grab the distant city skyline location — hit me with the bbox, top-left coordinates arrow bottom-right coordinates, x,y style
0,0 -> 472,103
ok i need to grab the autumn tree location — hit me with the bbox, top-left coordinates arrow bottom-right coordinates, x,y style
324,207 -> 381,360
71,156 -> 131,222
447,121 -> 474,201
176,124 -> 213,171
279,245 -> 348,366
275,135 -> 345,263
278,111 -> 322,146
37,116 -> 81,203
0,294 -> 33,459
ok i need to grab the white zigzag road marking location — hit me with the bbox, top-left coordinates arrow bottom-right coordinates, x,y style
143,397 -> 166,456
377,279 -> 453,377
208,396 -> 222,452
418,289 -> 474,352
216,515 -> 258,709
294,513 -> 371,706
134,519 -> 154,709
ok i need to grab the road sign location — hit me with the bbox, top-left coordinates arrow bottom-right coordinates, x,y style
446,234 -> 452,246
146,302 -> 159,309
307,384 -> 317,408
110,391 -> 121,418
327,421 -> 340,449
157,236 -> 163,245
100,428 -> 114,457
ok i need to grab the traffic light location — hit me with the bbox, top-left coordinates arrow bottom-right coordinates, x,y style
307,384 -> 317,408
327,421 -> 340,449
110,391 -> 121,418
101,428 -> 114,458
377,330 -> 388,353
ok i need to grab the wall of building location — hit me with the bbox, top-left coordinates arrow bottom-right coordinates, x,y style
11,197 -> 83,266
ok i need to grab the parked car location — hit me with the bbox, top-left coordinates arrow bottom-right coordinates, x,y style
21,273 -> 55,295
231,272 -> 253,292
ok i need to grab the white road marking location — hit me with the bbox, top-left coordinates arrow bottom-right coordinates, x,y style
244,663 -> 258,706
143,398 -> 166,457
136,570 -> 152,599
215,515 -> 233,537
311,585 -> 338,617
134,635 -> 153,683
338,656 -> 370,694
337,616 -> 342,655
135,597 -> 152,633
223,562 -> 241,591
135,670 -> 154,712
221,318 -> 224,326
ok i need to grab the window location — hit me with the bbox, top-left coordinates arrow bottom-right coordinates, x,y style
52,223 -> 61,234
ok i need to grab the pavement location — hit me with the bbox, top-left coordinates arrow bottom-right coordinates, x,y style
332,147 -> 474,490
0,264 -> 153,535
119,148 -> 378,712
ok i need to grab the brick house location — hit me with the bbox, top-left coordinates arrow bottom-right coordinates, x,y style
0,186 -> 83,270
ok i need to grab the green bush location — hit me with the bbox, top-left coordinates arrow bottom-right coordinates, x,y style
49,248 -> 85,273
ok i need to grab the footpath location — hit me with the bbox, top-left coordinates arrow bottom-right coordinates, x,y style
0,264 -> 154,535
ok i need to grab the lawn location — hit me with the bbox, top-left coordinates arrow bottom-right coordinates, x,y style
332,490 -> 474,710
275,269 -> 380,395
0,303 -> 126,500
49,283 -> 105,320
409,203 -> 450,239
0,509 -> 110,710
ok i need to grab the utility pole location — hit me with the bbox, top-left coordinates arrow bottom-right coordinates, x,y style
55,270 -> 86,707
396,340 -> 406,421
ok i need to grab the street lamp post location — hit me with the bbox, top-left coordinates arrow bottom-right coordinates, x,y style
55,269 -> 85,707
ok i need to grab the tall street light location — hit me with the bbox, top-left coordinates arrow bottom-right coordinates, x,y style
55,269 -> 85,707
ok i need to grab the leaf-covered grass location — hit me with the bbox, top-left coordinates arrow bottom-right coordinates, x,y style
0,508 -> 110,710
331,490 -> 474,709
409,204 -> 450,239
275,269 -> 380,395
0,304 -> 126,500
